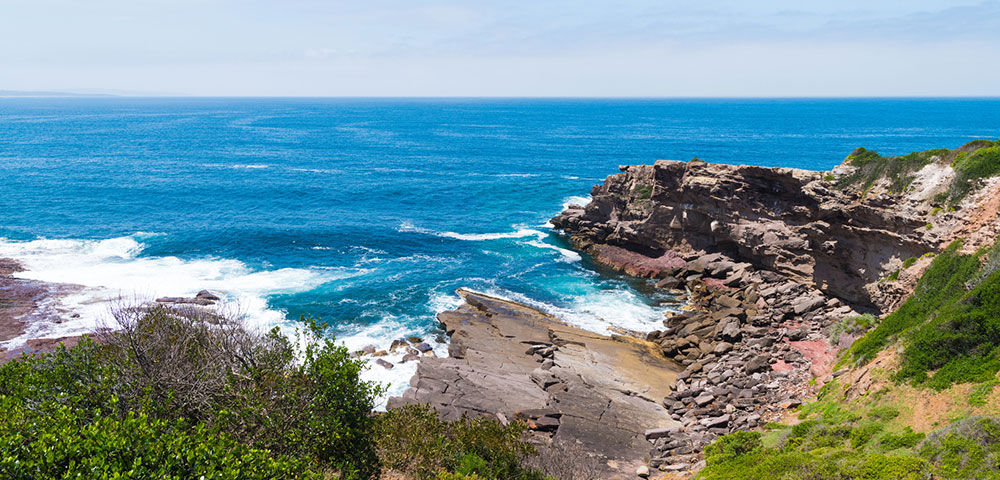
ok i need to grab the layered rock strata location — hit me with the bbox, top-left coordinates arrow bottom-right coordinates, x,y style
551,160 -> 940,312
389,289 -> 680,478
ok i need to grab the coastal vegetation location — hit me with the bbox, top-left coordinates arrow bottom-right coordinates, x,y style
836,146 -> 947,193
0,305 -> 546,480
837,140 -> 1000,206
698,379 -> 1000,479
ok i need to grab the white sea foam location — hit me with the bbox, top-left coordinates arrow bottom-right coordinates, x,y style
0,235 -> 364,348
523,240 -> 582,263
561,195 -> 592,210
339,311 -> 451,409
200,163 -> 272,170
468,285 -> 668,337
398,221 -> 546,242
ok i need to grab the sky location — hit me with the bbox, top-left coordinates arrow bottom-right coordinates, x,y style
1,0 -> 999,97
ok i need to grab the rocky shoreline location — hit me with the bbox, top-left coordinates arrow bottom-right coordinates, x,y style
546,159 -> 942,472
6,143 -> 998,476
393,153 -> 994,477
1,257 -> 232,362
389,289 -> 680,478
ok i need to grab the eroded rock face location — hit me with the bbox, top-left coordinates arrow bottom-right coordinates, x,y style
552,161 -> 937,311
389,289 -> 680,479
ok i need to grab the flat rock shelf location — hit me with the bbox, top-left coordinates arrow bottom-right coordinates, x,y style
389,289 -> 680,479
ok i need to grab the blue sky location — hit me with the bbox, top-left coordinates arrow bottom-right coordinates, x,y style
2,0 -> 999,96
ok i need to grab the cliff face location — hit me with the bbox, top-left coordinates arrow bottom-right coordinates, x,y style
552,160 -> 938,311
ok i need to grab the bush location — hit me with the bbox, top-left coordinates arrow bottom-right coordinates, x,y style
829,314 -> 879,345
633,184 -> 653,199
0,304 -> 385,478
948,144 -> 1000,204
375,404 -> 543,480
848,240 -> 982,365
837,147 -> 946,193
896,265 -> 1000,388
920,417 -> 1000,479
879,427 -> 924,450
836,141 -> 1000,204
704,431 -> 762,465
0,397 -> 314,479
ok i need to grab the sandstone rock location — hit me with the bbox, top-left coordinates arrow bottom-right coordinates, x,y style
390,290 -> 681,479
746,355 -> 771,373
712,342 -> 733,354
195,290 -> 220,301
644,426 -> 680,440
793,296 -> 826,315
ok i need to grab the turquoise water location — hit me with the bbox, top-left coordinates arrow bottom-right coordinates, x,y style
1,98 -> 998,397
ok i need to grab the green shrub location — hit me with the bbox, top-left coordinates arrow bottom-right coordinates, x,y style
920,417 -> 1000,479
869,406 -> 901,421
375,404 -> 543,480
948,144 -> 1000,205
848,240 -> 982,365
836,141 -> 1000,205
0,398 -> 315,479
633,184 -> 653,199
896,267 -> 1000,388
903,257 -> 918,269
879,427 -> 925,450
704,431 -> 762,465
851,422 -> 884,448
0,306 -> 385,478
837,147 -> 946,193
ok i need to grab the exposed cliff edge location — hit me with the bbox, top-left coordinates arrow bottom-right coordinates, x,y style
551,140 -> 1000,314
551,161 -> 927,312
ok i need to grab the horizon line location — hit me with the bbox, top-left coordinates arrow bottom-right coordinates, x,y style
3,94 -> 1000,100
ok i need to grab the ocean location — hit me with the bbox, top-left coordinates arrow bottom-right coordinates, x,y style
1,97 -> 998,401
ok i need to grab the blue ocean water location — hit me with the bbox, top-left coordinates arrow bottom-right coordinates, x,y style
1,97 -> 998,397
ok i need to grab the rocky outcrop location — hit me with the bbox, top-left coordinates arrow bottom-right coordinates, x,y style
389,289 -> 680,479
2,258 -> 229,362
1,258 -> 88,360
544,158 -> 974,474
552,161 -> 939,311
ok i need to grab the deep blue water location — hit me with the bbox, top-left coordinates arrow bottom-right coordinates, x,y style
1,97 -> 998,395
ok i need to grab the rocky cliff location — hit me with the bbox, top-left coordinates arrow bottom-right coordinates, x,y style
551,160 -> 939,312
541,141 -> 1000,475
